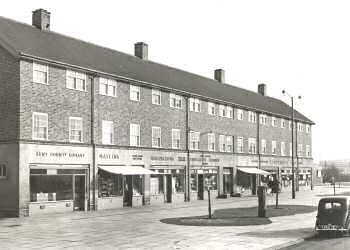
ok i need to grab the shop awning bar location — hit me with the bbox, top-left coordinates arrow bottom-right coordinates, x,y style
98,165 -> 158,175
238,167 -> 271,175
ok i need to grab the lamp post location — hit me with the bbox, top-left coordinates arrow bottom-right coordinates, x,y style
282,90 -> 301,199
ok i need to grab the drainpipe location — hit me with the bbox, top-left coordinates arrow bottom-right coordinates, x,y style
296,123 -> 299,192
185,96 -> 190,202
90,75 -> 96,210
257,112 -> 261,187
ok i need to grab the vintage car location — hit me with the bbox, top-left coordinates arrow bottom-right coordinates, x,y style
315,196 -> 350,235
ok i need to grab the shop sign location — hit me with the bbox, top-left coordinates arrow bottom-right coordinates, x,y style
150,156 -> 175,161
132,154 -> 143,161
35,151 -> 85,159
98,153 -> 119,160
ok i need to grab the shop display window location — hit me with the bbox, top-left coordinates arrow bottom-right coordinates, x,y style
30,175 -> 73,201
172,169 -> 185,193
150,175 -> 164,194
205,174 -> 217,190
190,172 -> 198,191
98,170 -> 123,197
133,175 -> 143,195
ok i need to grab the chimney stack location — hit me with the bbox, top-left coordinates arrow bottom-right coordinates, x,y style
258,83 -> 267,96
214,69 -> 225,83
32,9 -> 51,31
134,42 -> 148,60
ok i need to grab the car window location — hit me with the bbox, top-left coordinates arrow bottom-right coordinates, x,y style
324,202 -> 342,209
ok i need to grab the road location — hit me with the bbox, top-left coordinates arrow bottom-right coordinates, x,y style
284,235 -> 350,250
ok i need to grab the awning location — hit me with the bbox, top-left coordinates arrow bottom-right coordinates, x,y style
99,165 -> 159,175
238,167 -> 271,175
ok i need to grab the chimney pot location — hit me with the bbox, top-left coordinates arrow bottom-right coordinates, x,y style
258,83 -> 267,96
32,9 -> 51,31
214,69 -> 225,83
134,42 -> 148,60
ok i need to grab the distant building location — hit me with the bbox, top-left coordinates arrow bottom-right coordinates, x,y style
320,160 -> 350,175
0,9 -> 315,217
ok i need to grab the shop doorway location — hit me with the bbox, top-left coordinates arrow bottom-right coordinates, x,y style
73,175 -> 85,211
198,174 -> 204,200
223,168 -> 233,195
166,175 -> 172,203
124,176 -> 133,207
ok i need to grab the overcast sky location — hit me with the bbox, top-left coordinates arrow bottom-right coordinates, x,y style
2,1 -> 349,162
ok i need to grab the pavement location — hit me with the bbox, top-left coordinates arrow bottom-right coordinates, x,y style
0,185 -> 348,250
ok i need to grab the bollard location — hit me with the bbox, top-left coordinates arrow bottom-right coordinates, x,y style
258,186 -> 267,217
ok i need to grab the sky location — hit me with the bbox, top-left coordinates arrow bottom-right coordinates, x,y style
1,0 -> 349,162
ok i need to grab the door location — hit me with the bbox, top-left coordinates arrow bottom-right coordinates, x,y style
124,176 -> 133,207
198,174 -> 204,200
223,168 -> 233,195
73,175 -> 85,211
166,175 -> 172,203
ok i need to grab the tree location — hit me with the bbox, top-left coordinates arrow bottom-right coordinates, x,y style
322,164 -> 341,183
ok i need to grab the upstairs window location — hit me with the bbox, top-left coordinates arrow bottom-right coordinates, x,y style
306,125 -> 311,134
281,141 -> 285,156
281,119 -> 286,128
102,120 -> 114,145
130,123 -> 140,146
170,94 -> 182,109
306,145 -> 311,157
260,115 -> 268,125
99,77 -> 117,97
219,105 -> 226,117
152,126 -> 162,148
130,85 -> 140,101
272,140 -> 277,155
237,109 -> 244,121
227,107 -> 233,119
271,117 -> 277,127
66,70 -> 86,91
69,117 -> 83,143
297,144 -> 303,156
208,102 -> 216,115
289,142 -> 292,156
219,135 -> 226,152
237,137 -> 244,153
190,131 -> 200,150
248,111 -> 257,123
298,123 -> 304,132
248,138 -> 256,154
32,112 -> 48,140
172,129 -> 181,149
226,136 -> 233,152
33,62 -> 48,84
152,89 -> 161,105
0,164 -> 6,179
189,98 -> 201,112
208,133 -> 215,151
261,139 -> 267,154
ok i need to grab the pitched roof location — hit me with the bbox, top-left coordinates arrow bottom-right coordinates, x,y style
0,15 -> 313,124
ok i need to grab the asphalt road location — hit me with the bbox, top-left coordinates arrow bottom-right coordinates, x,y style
284,235 -> 350,250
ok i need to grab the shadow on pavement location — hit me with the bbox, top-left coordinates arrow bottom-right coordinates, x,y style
160,205 -> 316,227
317,191 -> 350,197
237,227 -> 314,238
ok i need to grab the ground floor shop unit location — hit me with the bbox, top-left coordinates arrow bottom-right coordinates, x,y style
0,143 -> 317,217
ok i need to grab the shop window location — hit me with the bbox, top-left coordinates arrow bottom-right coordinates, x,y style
205,173 -> 217,190
30,175 -> 73,201
132,175 -> 143,195
150,175 -> 164,194
190,172 -> 198,191
98,170 -> 123,197
0,164 -> 7,179
172,170 -> 185,193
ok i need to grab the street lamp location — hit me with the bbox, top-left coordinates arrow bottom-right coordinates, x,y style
282,90 -> 301,199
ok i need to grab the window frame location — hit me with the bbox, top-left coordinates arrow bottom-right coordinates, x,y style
172,129 -> 181,149
169,93 -> 182,109
248,111 -> 256,123
130,85 -> 141,101
261,139 -> 267,154
271,140 -> 277,155
32,112 -> 48,141
69,117 -> 83,143
102,120 -> 114,145
281,141 -> 285,156
248,138 -> 257,154
219,105 -> 226,117
189,131 -> 200,150
130,123 -> 141,147
237,136 -> 244,153
0,164 -> 7,179
152,126 -> 162,148
208,102 -> 216,115
66,70 -> 87,91
33,62 -> 49,85
208,133 -> 216,152
226,106 -> 233,119
226,136 -> 233,152
152,89 -> 162,105
99,77 -> 117,97
237,109 -> 244,121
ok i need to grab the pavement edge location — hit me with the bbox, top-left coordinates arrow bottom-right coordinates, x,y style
262,232 -> 316,250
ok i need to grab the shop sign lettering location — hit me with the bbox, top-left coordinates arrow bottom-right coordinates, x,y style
35,151 -> 85,158
151,156 -> 174,161
98,153 -> 119,160
132,155 -> 143,160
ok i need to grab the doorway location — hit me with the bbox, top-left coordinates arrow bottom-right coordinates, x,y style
73,175 -> 85,211
198,174 -> 204,200
124,175 -> 133,207
166,175 -> 172,203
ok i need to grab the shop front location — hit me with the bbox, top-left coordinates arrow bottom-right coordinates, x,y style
190,167 -> 219,200
19,144 -> 92,216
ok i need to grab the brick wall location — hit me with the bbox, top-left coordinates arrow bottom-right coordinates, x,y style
0,45 -> 19,141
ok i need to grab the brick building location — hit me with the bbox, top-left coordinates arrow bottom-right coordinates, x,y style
0,9 -> 315,217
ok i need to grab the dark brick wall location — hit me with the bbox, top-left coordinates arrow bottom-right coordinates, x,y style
19,60 -> 92,143
0,46 -> 19,141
